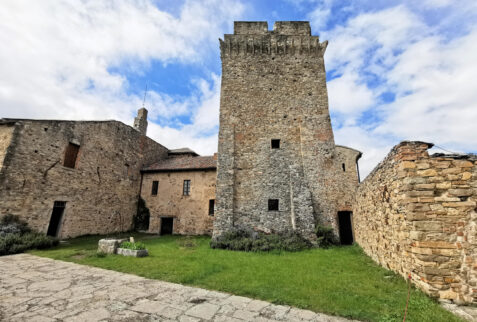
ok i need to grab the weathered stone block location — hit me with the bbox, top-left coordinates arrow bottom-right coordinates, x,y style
116,248 -> 148,257
417,169 -> 438,177
98,238 -> 127,254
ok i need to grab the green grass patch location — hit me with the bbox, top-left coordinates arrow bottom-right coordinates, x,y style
30,234 -> 461,322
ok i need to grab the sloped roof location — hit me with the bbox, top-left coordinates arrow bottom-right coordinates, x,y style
168,148 -> 199,156
142,155 -> 216,172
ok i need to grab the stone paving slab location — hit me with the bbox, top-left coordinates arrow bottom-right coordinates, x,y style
0,254 -> 357,321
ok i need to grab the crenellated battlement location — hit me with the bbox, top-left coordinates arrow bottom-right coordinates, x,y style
221,21 -> 327,57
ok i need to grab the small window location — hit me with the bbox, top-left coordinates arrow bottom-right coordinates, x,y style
268,199 -> 279,211
342,163 -> 346,172
151,181 -> 159,195
271,139 -> 280,149
183,180 -> 191,196
209,199 -> 215,216
63,142 -> 80,168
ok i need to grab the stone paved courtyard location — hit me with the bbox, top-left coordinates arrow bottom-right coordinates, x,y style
0,254 -> 356,322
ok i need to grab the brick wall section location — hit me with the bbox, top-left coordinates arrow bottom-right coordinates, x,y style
354,141 -> 477,303
214,21 -> 361,241
141,169 -> 216,235
0,119 -> 168,238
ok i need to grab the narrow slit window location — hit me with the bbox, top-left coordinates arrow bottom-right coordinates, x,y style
209,199 -> 215,216
271,139 -> 280,149
268,199 -> 279,211
183,180 -> 191,196
63,142 -> 80,168
151,181 -> 159,195
342,163 -> 346,172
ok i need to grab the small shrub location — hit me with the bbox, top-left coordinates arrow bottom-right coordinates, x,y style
119,241 -> 146,250
315,225 -> 338,248
210,229 -> 312,252
0,214 -> 31,236
0,214 -> 58,256
0,232 -> 59,256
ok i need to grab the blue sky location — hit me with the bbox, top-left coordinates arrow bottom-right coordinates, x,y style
0,0 -> 476,177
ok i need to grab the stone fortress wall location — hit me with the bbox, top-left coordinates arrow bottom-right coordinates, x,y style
214,21 -> 361,242
0,123 -> 14,170
353,141 -> 477,303
0,117 -> 168,238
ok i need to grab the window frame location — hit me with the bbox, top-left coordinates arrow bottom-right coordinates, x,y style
151,180 -> 159,196
63,142 -> 80,169
183,179 -> 191,196
208,199 -> 215,216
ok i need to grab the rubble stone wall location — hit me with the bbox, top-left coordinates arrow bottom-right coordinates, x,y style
141,170 -> 216,235
214,21 -> 361,241
0,123 -> 15,170
0,120 -> 168,238
354,141 -> 477,303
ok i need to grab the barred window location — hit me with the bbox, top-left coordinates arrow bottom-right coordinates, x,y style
183,180 -> 191,196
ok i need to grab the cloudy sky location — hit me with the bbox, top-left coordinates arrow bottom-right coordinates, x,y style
1,0 -> 476,177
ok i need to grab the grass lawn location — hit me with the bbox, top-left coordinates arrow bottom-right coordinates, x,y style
30,234 -> 460,322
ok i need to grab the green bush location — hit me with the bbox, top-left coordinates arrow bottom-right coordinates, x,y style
119,241 -> 146,250
0,214 -> 31,236
210,229 -> 312,252
0,214 -> 59,256
315,225 -> 338,248
0,232 -> 59,256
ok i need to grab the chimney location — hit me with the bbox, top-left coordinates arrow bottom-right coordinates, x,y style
133,108 -> 148,135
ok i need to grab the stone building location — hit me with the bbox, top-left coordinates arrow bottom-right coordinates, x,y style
353,141 -> 477,303
0,110 -> 169,238
140,150 -> 216,235
213,21 -> 362,243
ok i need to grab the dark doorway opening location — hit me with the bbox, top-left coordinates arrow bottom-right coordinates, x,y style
338,211 -> 353,245
160,217 -> 173,235
47,201 -> 66,237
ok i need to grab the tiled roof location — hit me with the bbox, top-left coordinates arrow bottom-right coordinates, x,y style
142,156 -> 216,172
168,148 -> 198,156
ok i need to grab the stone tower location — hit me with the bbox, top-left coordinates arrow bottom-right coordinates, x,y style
213,21 -> 361,242
133,107 -> 148,135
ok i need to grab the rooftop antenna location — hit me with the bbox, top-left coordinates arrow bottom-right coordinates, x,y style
142,84 -> 148,108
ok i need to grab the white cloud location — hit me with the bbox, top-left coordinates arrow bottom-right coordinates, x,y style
147,73 -> 221,155
314,4 -> 477,178
0,0 -> 244,154
327,72 -> 375,123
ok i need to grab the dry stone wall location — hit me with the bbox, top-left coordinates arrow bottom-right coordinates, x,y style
0,119 -> 168,238
214,21 -> 361,241
354,141 -> 477,303
141,170 -> 216,235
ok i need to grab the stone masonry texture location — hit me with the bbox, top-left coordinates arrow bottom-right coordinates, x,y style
213,21 -> 361,242
353,141 -> 477,304
0,116 -> 168,238
0,253 -> 358,321
141,168 -> 216,235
